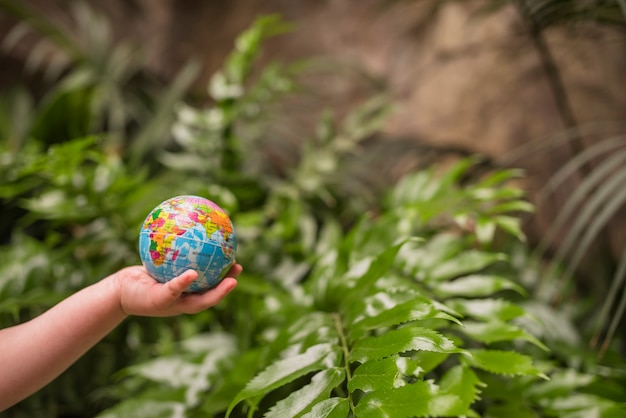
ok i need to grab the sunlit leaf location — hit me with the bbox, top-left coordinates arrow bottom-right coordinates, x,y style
352,295 -> 461,336
353,382 -> 433,418
265,368 -> 345,418
428,251 -> 507,282
350,326 -> 465,363
354,381 -> 466,418
439,365 -> 484,409
342,239 -> 410,299
466,349 -> 548,379
349,355 -> 422,392
433,275 -> 526,298
226,343 -> 340,417
301,397 -> 350,418
461,321 -> 549,351
447,298 -> 526,321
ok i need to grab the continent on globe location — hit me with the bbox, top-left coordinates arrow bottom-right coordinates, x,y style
138,195 -> 237,292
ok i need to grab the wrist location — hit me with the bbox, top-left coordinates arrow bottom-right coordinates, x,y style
103,271 -> 131,319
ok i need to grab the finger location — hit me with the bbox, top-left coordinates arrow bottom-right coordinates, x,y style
225,263 -> 243,279
164,270 -> 198,298
180,278 -> 238,313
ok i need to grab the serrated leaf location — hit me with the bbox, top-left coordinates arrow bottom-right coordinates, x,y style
301,398 -> 350,418
414,351 -> 449,374
343,239 -> 410,298
427,393 -> 467,417
433,275 -> 527,298
226,343 -> 340,417
350,326 -> 465,363
354,381 -> 465,418
428,251 -> 507,282
461,321 -> 549,351
466,349 -> 548,379
439,365 -> 484,409
354,382 -> 433,418
405,234 -> 466,275
448,298 -> 526,321
352,296 -> 461,336
264,368 -> 345,418
286,312 -> 337,346
348,356 -> 423,392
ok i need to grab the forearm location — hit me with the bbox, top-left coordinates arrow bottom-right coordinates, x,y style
0,276 -> 127,411
0,264 -> 240,411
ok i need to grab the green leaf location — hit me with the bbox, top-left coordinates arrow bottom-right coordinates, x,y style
353,381 -> 464,418
540,393 -> 626,417
448,298 -> 526,321
301,398 -> 350,418
198,348 -> 263,415
428,251 -> 507,282
525,369 -> 595,399
342,239 -> 411,299
352,295 -> 461,336
348,355 -> 423,392
433,275 -> 527,298
124,356 -> 199,388
265,368 -> 346,418
438,365 -> 484,409
354,382 -> 432,418
461,321 -> 549,351
489,200 -> 534,214
495,215 -> 527,242
353,375 -> 472,417
350,326 -> 465,363
226,343 -> 340,417
466,349 -> 548,378
283,311 -> 338,348
475,217 -> 497,243
477,168 -> 525,188
413,351 -> 449,374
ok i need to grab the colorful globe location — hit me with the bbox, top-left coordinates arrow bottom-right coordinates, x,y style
138,195 -> 237,292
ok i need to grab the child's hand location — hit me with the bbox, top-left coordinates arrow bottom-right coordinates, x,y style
112,264 -> 242,317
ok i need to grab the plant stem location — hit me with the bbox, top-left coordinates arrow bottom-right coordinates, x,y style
333,312 -> 356,413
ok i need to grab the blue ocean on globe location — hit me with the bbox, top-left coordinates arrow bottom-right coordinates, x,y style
138,195 -> 237,292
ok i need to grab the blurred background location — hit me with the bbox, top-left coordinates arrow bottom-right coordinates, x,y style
2,0 -> 625,275
0,0 -> 625,417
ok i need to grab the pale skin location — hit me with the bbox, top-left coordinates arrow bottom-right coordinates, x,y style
0,264 -> 242,411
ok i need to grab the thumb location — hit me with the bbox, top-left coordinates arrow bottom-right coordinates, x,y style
163,270 -> 198,299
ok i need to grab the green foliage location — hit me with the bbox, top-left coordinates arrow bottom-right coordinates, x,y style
1,4 -> 625,418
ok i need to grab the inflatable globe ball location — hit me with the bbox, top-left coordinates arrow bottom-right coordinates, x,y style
138,195 -> 237,292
